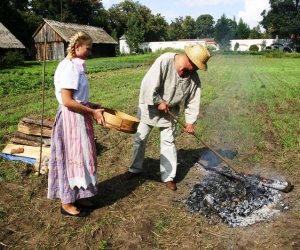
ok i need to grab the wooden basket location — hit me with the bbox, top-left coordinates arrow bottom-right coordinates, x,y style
103,108 -> 140,134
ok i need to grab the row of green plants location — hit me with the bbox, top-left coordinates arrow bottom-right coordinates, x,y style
0,54 -> 298,165
0,54 -> 159,97
0,51 -> 25,68
215,49 -> 300,57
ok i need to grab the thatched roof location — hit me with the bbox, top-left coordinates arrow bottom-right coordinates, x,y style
33,19 -> 117,44
0,22 -> 25,49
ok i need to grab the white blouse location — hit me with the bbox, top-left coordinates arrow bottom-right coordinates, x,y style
54,59 -> 89,104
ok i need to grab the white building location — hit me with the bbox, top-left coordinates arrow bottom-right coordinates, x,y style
119,35 -> 130,54
119,36 -> 218,54
230,39 -> 273,51
119,36 -> 290,54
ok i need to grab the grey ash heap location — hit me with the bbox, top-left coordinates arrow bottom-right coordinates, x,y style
186,149 -> 289,227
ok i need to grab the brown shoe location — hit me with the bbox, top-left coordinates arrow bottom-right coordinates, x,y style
124,171 -> 142,180
165,181 -> 177,191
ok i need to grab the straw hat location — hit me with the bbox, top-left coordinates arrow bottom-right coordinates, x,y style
184,44 -> 211,71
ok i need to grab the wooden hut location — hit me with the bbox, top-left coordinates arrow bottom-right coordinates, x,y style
0,22 -> 25,56
32,19 -> 117,60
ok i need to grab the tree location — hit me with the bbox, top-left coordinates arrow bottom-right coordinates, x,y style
137,4 -> 167,42
195,14 -> 215,38
30,0 -> 108,28
107,3 -> 129,40
0,0 -> 40,52
144,14 -> 169,41
249,25 -> 263,39
236,18 -> 250,39
167,17 -> 185,40
0,0 -> 110,57
108,0 -> 167,45
182,16 -> 196,39
261,0 -> 300,42
214,14 -> 237,50
125,12 -> 145,53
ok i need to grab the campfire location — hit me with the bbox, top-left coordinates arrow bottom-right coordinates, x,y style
186,149 -> 289,227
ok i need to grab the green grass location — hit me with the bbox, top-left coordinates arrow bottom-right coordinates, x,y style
246,57 -> 300,151
0,53 -> 299,250
153,212 -> 169,247
0,53 -> 299,163
0,158 -> 22,182
0,53 -> 159,97
0,205 -> 7,221
197,55 -> 299,155
98,240 -> 108,250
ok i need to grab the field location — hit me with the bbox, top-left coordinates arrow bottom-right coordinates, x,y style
0,53 -> 299,249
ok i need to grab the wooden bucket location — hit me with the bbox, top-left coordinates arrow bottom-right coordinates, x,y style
103,108 -> 140,134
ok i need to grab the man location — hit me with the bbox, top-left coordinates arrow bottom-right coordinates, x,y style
125,44 -> 211,191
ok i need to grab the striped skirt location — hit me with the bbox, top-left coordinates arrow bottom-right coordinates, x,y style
47,107 -> 98,204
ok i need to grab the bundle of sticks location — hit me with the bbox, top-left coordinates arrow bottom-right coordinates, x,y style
12,117 -> 53,146
3,117 -> 53,175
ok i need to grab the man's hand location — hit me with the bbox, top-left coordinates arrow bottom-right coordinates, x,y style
157,102 -> 169,113
185,123 -> 196,134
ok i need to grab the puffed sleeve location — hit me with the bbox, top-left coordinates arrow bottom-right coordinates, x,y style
55,60 -> 80,90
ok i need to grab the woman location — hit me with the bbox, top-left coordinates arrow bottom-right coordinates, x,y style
48,31 -> 104,217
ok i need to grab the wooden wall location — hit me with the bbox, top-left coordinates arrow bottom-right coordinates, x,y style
34,23 -> 66,61
35,42 -> 65,61
33,23 -> 64,43
34,23 -> 116,60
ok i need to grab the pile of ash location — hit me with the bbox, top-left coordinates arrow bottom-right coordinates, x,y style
185,149 -> 288,227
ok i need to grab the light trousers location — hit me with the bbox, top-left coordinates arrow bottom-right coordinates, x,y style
129,121 -> 177,182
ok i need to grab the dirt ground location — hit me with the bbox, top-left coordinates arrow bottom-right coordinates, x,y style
0,70 -> 299,249
0,116 -> 299,250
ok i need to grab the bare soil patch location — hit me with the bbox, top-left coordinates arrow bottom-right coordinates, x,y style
1,120 -> 299,249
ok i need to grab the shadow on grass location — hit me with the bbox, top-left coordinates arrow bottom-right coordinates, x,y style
92,147 -> 204,209
141,147 -> 203,183
176,148 -> 204,183
93,172 -> 147,208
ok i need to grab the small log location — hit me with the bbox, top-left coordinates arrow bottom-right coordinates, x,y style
21,117 -> 53,128
10,137 -> 42,147
13,132 -> 51,146
10,146 -> 24,154
18,120 -> 52,137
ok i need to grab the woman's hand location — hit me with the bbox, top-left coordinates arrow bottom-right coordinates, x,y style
185,123 -> 196,134
157,102 -> 169,113
92,109 -> 106,126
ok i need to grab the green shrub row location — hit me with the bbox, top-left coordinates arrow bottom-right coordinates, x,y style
214,50 -> 300,58
0,51 -> 25,68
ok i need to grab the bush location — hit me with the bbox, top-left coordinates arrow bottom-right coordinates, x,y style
207,45 -> 216,52
249,44 -> 259,52
143,47 -> 152,54
234,42 -> 239,51
263,50 -> 300,58
0,50 -> 25,68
